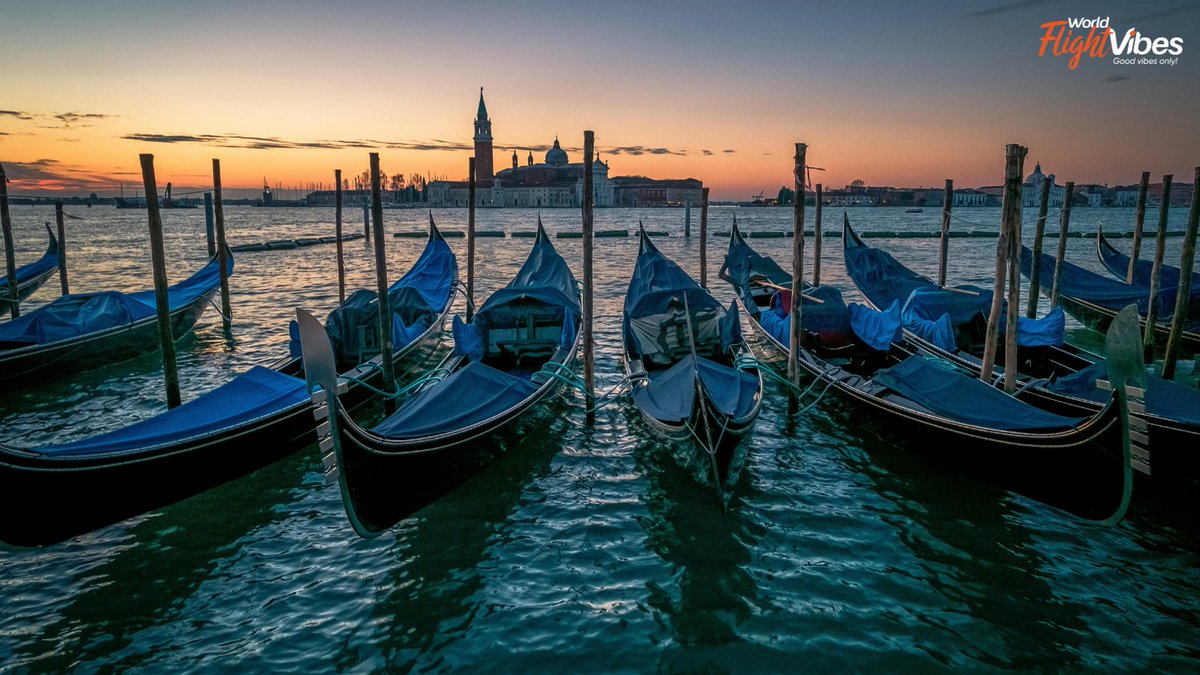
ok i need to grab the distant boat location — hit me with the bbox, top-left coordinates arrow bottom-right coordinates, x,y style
905,208 -> 923,213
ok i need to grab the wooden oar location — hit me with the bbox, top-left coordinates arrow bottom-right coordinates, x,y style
938,285 -> 981,297
751,278 -> 825,304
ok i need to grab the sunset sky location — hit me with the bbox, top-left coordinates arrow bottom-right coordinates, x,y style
1,0 -> 1197,200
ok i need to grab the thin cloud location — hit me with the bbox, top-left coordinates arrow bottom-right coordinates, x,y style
122,132 -> 474,152
1127,4 -> 1200,21
965,0 -> 1057,18
605,145 -> 686,156
0,110 -> 33,120
723,149 -> 736,154
702,149 -> 713,156
1,158 -> 118,192
54,112 -> 114,128
0,131 -> 9,137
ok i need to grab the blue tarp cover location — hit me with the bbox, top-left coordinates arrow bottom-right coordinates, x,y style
625,235 -> 721,320
37,366 -> 307,457
632,354 -> 759,423
1101,234 -> 1200,300
997,305 -> 1066,347
874,355 -> 1087,431
372,361 -> 537,439
452,314 -> 483,361
844,234 -> 932,311
849,301 -> 903,352
901,285 -> 992,326
477,227 -> 580,320
1021,246 -> 1197,328
1047,360 -> 1200,426
323,231 -> 456,361
903,310 -> 957,352
758,286 -> 852,349
724,223 -> 791,308
0,255 -> 227,347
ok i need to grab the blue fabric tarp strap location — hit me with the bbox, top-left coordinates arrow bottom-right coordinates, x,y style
757,285 -> 853,350
874,355 -> 1086,431
38,366 -> 307,457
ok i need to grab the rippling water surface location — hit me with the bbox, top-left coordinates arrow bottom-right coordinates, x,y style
1,204 -> 1198,671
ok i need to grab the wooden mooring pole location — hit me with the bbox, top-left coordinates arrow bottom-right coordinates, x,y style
369,152 -> 395,395
1144,175 -> 1172,358
813,183 -> 824,286
938,179 -> 953,287
787,143 -> 806,390
466,157 -> 476,322
1128,171 -> 1151,284
1049,181 -> 1075,309
55,202 -> 69,295
1025,177 -> 1051,318
684,198 -> 691,237
583,131 -> 596,421
700,187 -> 710,288
139,154 -> 182,409
981,144 -> 1025,383
1003,150 -> 1027,393
362,203 -> 370,242
1,163 -> 18,319
204,192 -> 216,258
211,159 -> 232,334
335,169 -> 345,303
1162,167 -> 1200,379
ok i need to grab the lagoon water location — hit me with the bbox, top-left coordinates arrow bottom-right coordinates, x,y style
1,204 -> 1198,671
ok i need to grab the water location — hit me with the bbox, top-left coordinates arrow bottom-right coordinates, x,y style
1,204 -> 1199,671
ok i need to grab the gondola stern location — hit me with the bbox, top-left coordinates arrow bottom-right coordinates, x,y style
1099,304 -> 1150,525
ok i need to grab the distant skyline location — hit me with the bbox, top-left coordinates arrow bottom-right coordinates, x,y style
1,0 -> 1198,200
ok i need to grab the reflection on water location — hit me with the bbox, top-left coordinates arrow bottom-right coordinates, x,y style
1,206 -> 1199,670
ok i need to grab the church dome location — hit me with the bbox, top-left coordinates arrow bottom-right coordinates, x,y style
1026,162 -> 1044,184
546,138 -> 568,167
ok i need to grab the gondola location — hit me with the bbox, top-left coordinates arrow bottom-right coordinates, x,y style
842,216 -> 1200,479
724,224 -> 1144,518
2,223 -> 60,311
1020,234 -> 1200,354
1097,227 -> 1200,296
0,249 -> 231,387
623,226 -> 762,498
0,220 -> 458,548
297,220 -> 581,537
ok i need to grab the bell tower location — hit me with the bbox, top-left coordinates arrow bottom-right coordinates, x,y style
473,87 -> 494,187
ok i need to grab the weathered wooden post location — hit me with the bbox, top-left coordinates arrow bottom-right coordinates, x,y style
335,168 -> 345,303
1049,181 -> 1075,309
938,179 -> 953,287
583,131 -> 596,421
1143,175 -> 1172,357
211,159 -> 232,333
813,183 -> 824,286
0,163 -> 18,319
1025,177 -> 1052,318
203,192 -> 216,258
981,144 -> 1025,383
55,202 -> 69,295
466,156 -> 476,322
1162,167 -> 1200,379
684,198 -> 691,237
362,203 -> 370,242
139,154 -> 182,409
1128,171 -> 1151,284
369,152 -> 395,395
1003,151 -> 1027,393
788,143 -> 806,389
699,187 -> 710,288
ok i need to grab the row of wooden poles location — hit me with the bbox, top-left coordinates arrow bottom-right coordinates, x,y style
6,140 -> 1197,413
783,143 -> 1200,393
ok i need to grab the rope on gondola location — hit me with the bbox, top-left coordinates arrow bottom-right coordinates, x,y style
202,295 -> 232,322
536,361 -> 631,413
735,353 -> 839,414
340,366 -> 453,400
